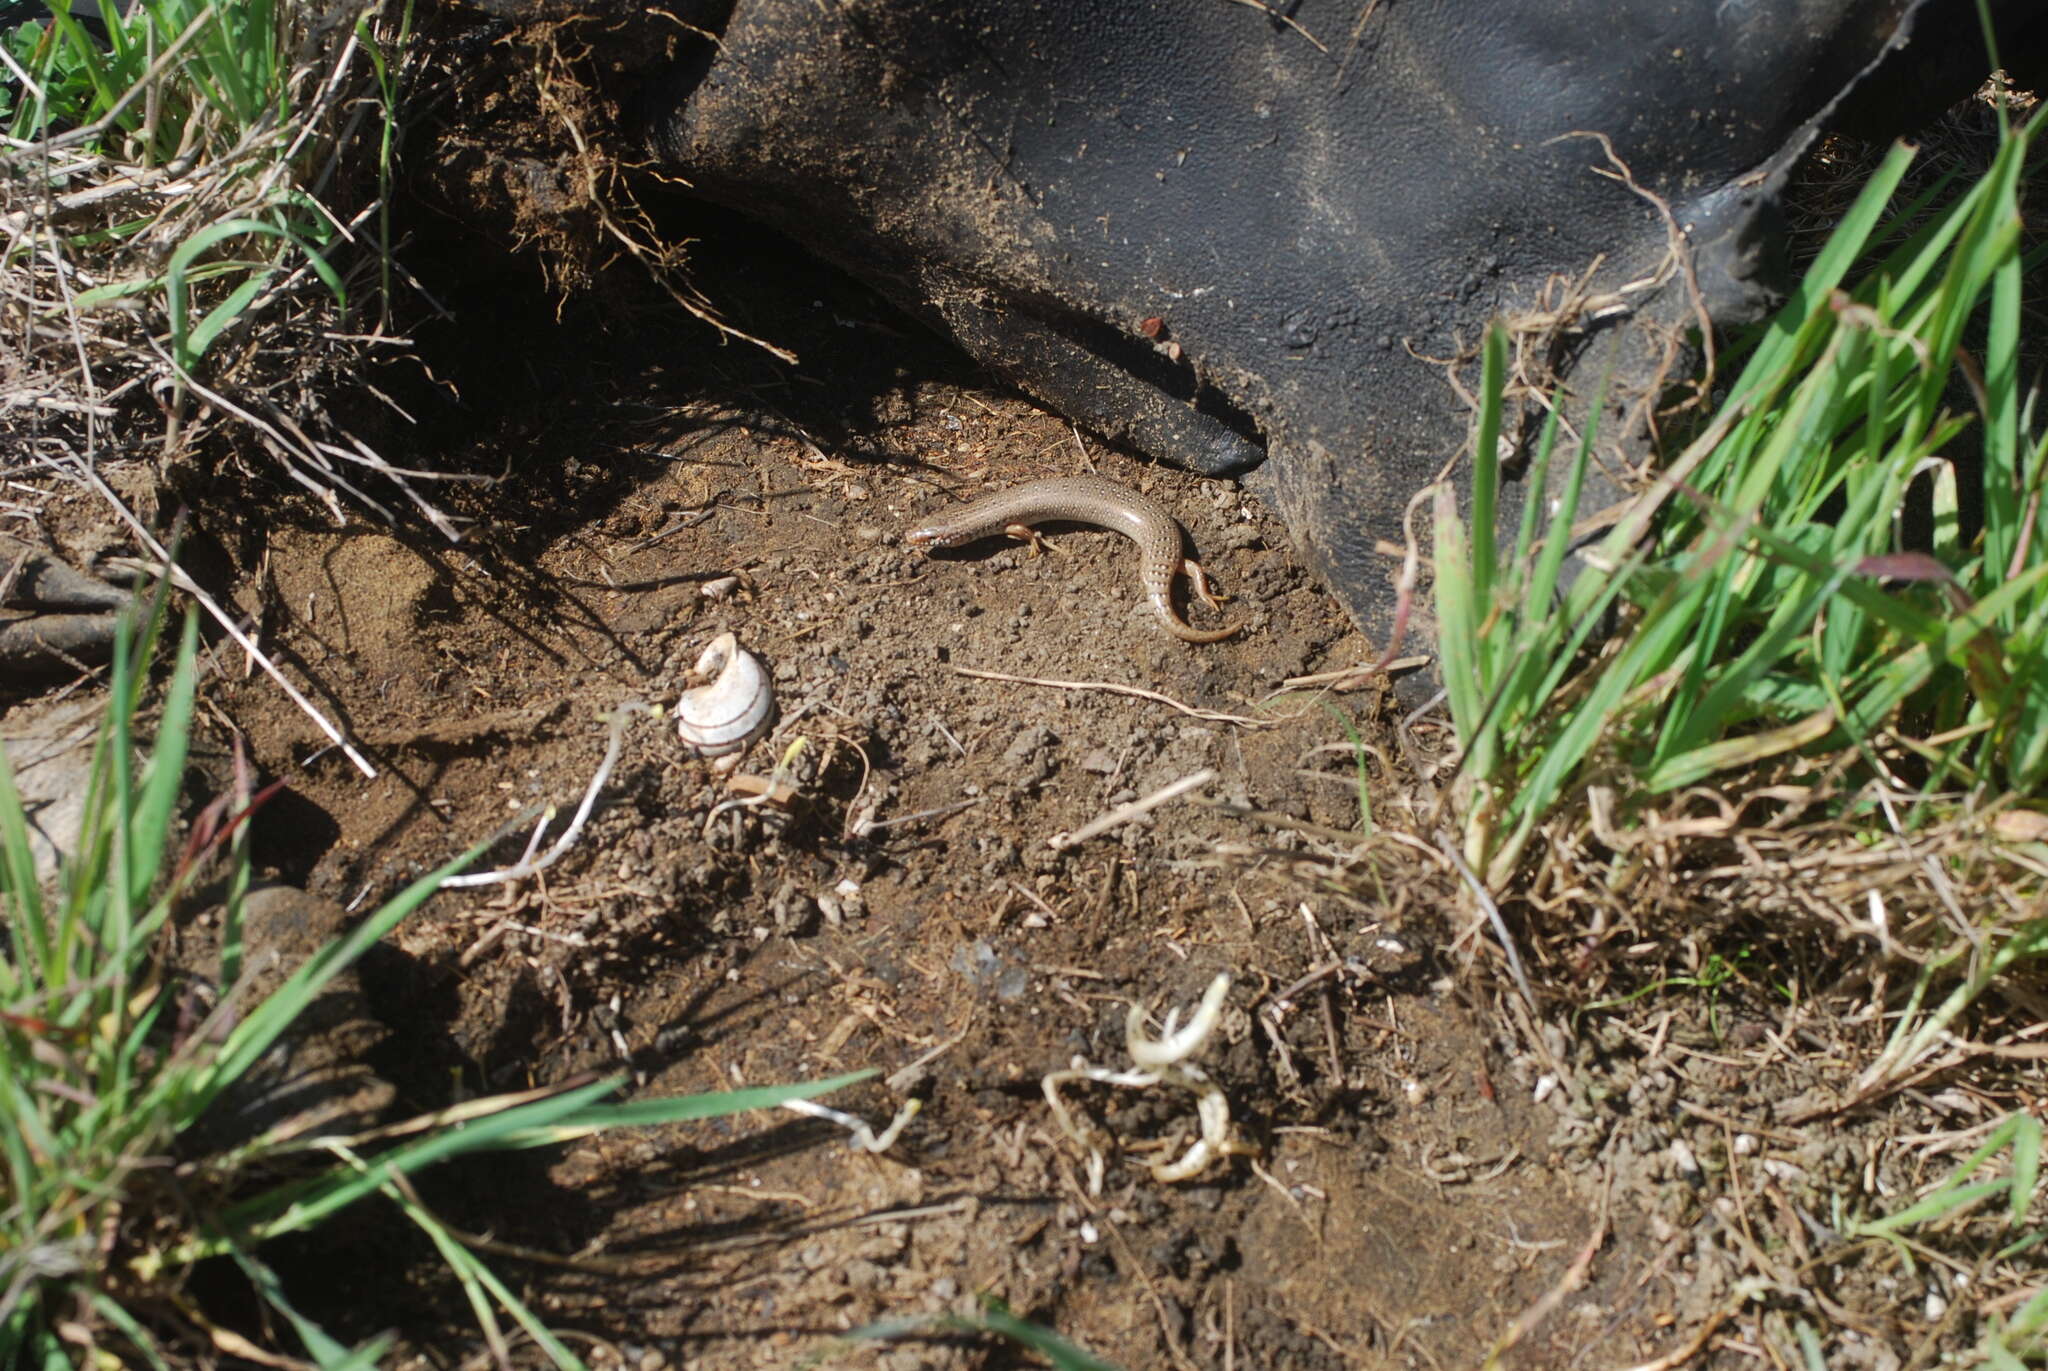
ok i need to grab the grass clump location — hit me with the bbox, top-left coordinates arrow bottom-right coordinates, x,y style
812,1297 -> 1125,1371
3,0 -> 288,162
4,0 -> 358,371
1437,104 -> 2048,889
1846,1111 -> 2046,1366
1429,88 -> 2048,1371
0,598 -> 868,1366
2,0 -> 433,524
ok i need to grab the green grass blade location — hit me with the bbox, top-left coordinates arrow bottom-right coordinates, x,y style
91,0 -> 136,70
1314,702 -> 1374,835
0,736 -> 48,986
0,1299 -> 43,1368
126,611 -> 199,916
950,1300 -> 1122,1371
103,608 -> 139,963
1491,571 -> 1696,863
217,1076 -> 626,1241
220,1071 -> 875,1245
2006,1113 -> 2039,1226
1726,141 -> 1916,400
1507,393 -> 1561,574
86,1293 -> 170,1371
0,1078 -> 47,1232
228,1244 -> 389,1370
183,838 -> 488,1116
1857,1178 -> 2008,1235
1433,481 -> 1482,749
389,1191 -> 585,1371
184,271 -> 274,366
41,4 -> 122,123
1981,242 -> 2024,580
1468,325 -> 1506,600
530,1068 -> 879,1141
1515,405 -> 1587,655
166,217 -> 344,373
1844,565 -> 2048,736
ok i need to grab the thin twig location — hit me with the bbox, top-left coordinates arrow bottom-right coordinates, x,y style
89,477 -> 376,778
1440,834 -> 1537,1010
1553,129 -> 1718,414
1369,485 -> 1434,672
849,797 -> 980,836
1482,1162 -> 1612,1370
955,666 -> 1272,727
1051,769 -> 1215,850
1221,0 -> 1328,52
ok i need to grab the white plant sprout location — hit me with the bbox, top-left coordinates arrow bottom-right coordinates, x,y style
441,701 -> 648,889
438,694 -> 794,893
1043,974 -> 1250,1189
704,735 -> 811,837
782,1097 -> 923,1153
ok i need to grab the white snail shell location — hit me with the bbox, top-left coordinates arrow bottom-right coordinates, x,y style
676,632 -> 774,757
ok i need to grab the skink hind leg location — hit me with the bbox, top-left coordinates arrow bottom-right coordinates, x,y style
1155,563 -> 1241,643
1183,558 -> 1231,611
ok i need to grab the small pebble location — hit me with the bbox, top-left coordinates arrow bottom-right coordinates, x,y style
1669,1139 -> 1700,1176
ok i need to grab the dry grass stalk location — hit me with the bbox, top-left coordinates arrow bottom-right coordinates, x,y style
0,1 -> 456,537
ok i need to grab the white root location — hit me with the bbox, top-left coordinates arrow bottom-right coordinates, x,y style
782,1098 -> 923,1154
1127,973 -> 1231,1068
441,702 -> 644,890
1043,974 -> 1249,1187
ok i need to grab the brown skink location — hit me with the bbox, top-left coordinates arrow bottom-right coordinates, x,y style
906,475 -> 1240,643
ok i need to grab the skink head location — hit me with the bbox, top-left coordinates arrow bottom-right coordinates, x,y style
905,524 -> 964,549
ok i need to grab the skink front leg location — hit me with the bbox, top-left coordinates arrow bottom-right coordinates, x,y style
1004,522 -> 1056,556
